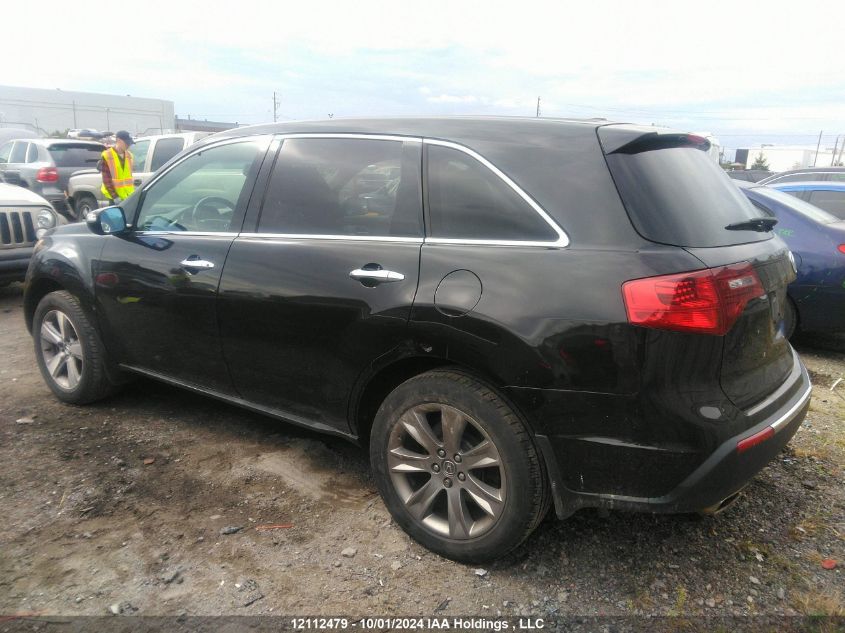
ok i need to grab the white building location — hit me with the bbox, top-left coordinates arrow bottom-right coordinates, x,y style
0,85 -> 175,136
738,145 -> 842,172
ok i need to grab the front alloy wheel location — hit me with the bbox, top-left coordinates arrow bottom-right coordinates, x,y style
39,309 -> 84,390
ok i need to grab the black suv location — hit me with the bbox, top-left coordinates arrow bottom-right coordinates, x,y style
24,118 -> 811,562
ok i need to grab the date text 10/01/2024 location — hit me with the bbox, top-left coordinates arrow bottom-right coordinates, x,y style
290,617 -> 546,630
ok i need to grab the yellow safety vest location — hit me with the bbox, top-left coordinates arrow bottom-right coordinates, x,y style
101,147 -> 135,200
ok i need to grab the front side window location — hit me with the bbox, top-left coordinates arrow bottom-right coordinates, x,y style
150,137 -> 186,172
9,142 -> 27,163
130,140 -> 151,170
258,138 -> 421,237
426,144 -> 558,242
135,140 -> 264,233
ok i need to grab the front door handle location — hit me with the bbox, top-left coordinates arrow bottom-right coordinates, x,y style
180,257 -> 215,270
349,268 -> 405,283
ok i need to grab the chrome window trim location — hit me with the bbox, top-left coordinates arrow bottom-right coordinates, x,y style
239,232 -> 424,244
423,138 -> 570,248
135,230 -> 240,238
277,133 -> 422,143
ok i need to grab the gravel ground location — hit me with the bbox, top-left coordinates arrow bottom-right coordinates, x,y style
0,282 -> 842,620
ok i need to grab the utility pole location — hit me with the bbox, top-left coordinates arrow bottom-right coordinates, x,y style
273,91 -> 279,123
813,130 -> 823,166
72,100 -> 77,127
536,96 -> 541,118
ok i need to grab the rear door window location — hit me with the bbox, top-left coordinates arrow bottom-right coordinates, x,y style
258,138 -> 422,238
47,143 -> 103,168
0,142 -> 12,163
25,143 -> 40,163
426,144 -> 559,242
10,142 -> 27,163
150,138 -> 185,172
807,190 -> 845,219
600,131 -> 770,247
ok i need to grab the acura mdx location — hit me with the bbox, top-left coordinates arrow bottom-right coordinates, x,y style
24,118 -> 812,562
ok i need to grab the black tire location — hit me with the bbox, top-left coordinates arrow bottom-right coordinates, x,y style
370,369 -> 549,562
74,194 -> 98,220
784,297 -> 799,340
32,290 -> 115,404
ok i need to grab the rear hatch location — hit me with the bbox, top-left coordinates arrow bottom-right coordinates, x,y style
599,125 -> 796,409
47,142 -> 104,189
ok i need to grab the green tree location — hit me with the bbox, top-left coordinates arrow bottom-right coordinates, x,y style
751,152 -> 770,170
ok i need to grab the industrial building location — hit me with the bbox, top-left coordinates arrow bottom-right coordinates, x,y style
735,145 -> 844,171
0,85 -> 176,136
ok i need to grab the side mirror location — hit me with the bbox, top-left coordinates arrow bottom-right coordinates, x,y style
86,206 -> 127,236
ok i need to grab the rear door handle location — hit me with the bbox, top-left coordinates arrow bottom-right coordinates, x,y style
349,268 -> 405,283
180,258 -> 215,270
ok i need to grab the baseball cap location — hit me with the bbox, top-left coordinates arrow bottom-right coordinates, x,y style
115,130 -> 135,146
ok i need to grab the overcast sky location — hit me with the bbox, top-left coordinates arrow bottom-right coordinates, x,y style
6,0 -> 844,154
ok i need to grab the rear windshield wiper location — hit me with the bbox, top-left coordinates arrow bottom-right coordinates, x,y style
725,218 -> 778,232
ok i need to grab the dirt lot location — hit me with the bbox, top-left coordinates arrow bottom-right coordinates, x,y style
0,282 -> 842,620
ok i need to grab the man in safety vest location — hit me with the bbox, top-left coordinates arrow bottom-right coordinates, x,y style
100,130 -> 135,205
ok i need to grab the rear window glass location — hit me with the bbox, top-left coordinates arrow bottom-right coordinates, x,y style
602,138 -> 770,247
753,187 -> 839,224
47,143 -> 103,168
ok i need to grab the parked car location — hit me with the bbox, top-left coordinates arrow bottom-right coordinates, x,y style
769,181 -> 845,220
0,139 -> 104,218
24,118 -> 811,562
758,167 -> 845,185
67,132 -> 211,218
0,184 -> 66,286
726,169 -> 773,182
739,182 -> 845,337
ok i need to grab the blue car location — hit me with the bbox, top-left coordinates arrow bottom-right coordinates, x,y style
770,181 -> 845,220
739,182 -> 845,337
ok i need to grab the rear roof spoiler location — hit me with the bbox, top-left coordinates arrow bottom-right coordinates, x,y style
598,124 -> 711,155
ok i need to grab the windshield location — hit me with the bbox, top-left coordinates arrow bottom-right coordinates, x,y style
603,141 -> 770,247
753,186 -> 840,224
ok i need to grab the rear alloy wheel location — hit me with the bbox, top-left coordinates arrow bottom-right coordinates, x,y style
33,290 -> 115,404
370,370 -> 549,562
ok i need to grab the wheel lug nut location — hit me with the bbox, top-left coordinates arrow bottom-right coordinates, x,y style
454,454 -> 462,463
437,448 -> 446,458
432,464 -> 440,473
443,478 -> 452,488
457,472 -> 466,481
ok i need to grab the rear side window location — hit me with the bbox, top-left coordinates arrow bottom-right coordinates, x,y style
0,143 -> 11,163
807,190 -> 845,219
426,144 -> 558,242
47,143 -> 102,168
770,173 -> 820,184
602,133 -> 769,247
259,138 -> 422,237
150,138 -> 185,171
25,143 -> 40,163
10,142 -> 27,163
753,187 -> 839,224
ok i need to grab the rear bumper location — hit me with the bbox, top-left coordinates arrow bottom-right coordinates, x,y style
0,247 -> 34,283
534,353 -> 812,517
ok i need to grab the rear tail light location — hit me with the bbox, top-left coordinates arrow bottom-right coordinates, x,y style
36,167 -> 59,183
838,244 -> 845,255
622,263 -> 765,336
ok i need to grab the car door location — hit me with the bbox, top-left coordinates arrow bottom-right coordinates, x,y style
95,135 -> 271,393
217,135 -> 423,433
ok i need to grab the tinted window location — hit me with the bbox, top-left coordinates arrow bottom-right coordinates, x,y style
131,139 -> 151,169
10,142 -> 27,163
808,190 -> 845,219
770,173 -> 820,184
135,140 -> 263,233
150,137 -> 185,171
259,138 -> 422,237
427,144 -> 558,241
0,143 -> 11,163
753,187 -> 839,224
604,143 -> 769,247
47,143 -> 103,168
25,143 -> 40,163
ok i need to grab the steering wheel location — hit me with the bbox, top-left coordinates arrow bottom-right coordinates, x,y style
189,196 -> 235,227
